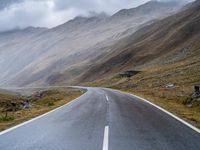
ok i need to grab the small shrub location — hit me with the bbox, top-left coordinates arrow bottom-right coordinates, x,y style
182,96 -> 193,105
47,101 -> 54,106
191,101 -> 200,109
0,115 -> 15,122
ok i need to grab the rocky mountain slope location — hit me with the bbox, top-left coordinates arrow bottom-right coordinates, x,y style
82,0 -> 200,128
0,0 -> 185,87
75,0 -> 200,84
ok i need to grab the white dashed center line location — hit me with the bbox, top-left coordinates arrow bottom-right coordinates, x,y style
105,95 -> 109,102
102,126 -> 109,150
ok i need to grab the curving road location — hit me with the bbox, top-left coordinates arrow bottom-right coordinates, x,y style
0,87 -> 200,150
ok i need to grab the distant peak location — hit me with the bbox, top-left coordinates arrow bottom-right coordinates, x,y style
62,12 -> 108,26
112,0 -> 183,18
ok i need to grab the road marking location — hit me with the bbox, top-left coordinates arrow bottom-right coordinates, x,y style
102,126 -> 109,150
128,93 -> 200,134
103,88 -> 200,134
0,92 -> 86,136
105,95 -> 109,102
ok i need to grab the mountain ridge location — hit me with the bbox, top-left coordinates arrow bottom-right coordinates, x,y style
0,0 -> 186,87
72,0 -> 200,84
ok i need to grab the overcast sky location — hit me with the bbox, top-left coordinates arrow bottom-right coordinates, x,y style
0,0 -> 194,32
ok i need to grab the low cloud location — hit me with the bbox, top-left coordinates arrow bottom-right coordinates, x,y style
0,0 -> 194,32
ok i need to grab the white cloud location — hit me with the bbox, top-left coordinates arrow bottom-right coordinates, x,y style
0,0 -> 194,32
0,0 -> 81,31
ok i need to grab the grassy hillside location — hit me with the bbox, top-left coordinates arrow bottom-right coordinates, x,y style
77,0 -> 200,84
0,88 -> 84,131
86,47 -> 200,128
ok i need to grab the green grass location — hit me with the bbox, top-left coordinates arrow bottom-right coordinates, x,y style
0,88 -> 84,131
0,115 -> 15,122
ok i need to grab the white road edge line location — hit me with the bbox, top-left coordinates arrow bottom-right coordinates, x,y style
105,95 -> 109,102
127,93 -> 200,134
102,126 -> 109,150
0,92 -> 87,136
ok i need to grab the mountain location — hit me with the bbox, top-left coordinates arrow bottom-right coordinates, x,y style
0,1 -> 184,87
74,0 -> 200,84
112,0 -> 181,18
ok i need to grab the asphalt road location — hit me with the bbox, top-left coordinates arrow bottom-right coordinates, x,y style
0,87 -> 200,150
